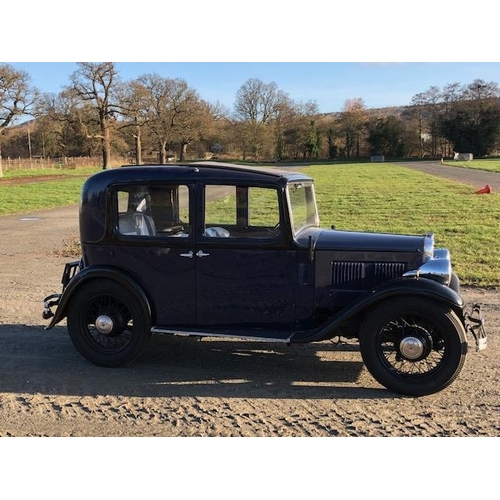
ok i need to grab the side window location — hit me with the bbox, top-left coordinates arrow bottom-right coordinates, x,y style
116,184 -> 190,238
204,185 -> 281,239
248,187 -> 280,228
203,185 -> 235,238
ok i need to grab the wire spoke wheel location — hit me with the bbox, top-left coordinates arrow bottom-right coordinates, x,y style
377,315 -> 444,376
360,297 -> 467,396
82,293 -> 133,353
67,279 -> 151,367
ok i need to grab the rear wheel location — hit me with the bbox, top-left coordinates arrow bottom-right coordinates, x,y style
67,279 -> 151,367
359,297 -> 467,396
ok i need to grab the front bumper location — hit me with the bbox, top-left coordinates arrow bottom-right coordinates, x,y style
465,303 -> 487,351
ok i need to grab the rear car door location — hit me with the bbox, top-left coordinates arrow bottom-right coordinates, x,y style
111,183 -> 197,326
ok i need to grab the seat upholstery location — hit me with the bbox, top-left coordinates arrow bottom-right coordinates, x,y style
119,213 -> 156,236
204,226 -> 231,238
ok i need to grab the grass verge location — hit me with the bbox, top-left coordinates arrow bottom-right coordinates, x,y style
0,167 -> 100,215
442,159 -> 500,172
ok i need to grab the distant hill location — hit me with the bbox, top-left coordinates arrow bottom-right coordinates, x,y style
320,105 -> 407,120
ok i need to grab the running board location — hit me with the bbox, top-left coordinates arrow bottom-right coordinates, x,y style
150,327 -> 292,343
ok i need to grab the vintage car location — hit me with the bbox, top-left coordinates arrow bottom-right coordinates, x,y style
43,161 -> 486,396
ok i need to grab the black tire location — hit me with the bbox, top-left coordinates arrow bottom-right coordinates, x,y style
67,279 -> 151,367
359,297 -> 467,396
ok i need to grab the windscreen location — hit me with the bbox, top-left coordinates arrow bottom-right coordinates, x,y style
287,182 -> 320,236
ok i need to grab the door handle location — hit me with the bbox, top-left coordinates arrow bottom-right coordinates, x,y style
180,251 -> 194,258
196,250 -> 210,258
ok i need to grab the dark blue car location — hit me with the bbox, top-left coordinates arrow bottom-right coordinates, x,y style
43,162 -> 486,396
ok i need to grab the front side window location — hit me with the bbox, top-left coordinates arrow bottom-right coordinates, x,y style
116,184 -> 190,237
287,182 -> 320,236
204,185 -> 281,239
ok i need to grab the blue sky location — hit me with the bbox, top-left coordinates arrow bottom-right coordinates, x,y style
8,62 -> 500,114
6,3 -> 500,116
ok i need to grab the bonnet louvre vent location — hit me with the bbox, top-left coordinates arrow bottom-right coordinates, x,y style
331,261 -> 406,290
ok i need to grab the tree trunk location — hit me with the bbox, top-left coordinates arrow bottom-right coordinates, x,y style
0,144 -> 3,178
418,118 -> 424,157
101,123 -> 111,170
160,141 -> 167,164
135,124 -> 142,165
179,142 -> 188,162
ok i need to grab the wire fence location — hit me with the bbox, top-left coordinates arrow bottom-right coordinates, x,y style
0,156 -> 129,171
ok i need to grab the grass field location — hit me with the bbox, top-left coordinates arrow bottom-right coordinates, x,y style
0,162 -> 498,287
0,167 -> 101,214
1,167 -> 101,179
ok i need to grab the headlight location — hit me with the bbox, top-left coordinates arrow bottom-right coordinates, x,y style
404,246 -> 452,286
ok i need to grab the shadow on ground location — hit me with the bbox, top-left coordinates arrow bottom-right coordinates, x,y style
0,324 -> 393,400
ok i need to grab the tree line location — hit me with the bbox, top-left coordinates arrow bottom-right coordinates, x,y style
1,62 -> 500,177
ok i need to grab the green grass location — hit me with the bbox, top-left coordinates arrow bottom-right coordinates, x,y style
301,163 -> 500,287
0,167 -> 101,214
443,158 -> 500,172
0,177 -> 89,215
2,166 -> 101,179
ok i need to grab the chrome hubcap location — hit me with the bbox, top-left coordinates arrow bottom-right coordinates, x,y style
399,336 -> 425,360
95,315 -> 114,334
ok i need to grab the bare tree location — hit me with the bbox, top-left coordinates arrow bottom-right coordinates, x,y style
407,93 -> 423,156
442,82 -> 462,113
138,74 -> 198,163
338,98 -> 367,159
118,79 -> 151,164
176,99 -> 221,161
0,64 -> 38,177
67,62 -> 120,169
463,79 -> 499,101
234,78 -> 289,160
38,90 -> 97,158
421,86 -> 442,156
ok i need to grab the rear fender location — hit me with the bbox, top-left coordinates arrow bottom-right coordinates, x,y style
45,266 -> 152,329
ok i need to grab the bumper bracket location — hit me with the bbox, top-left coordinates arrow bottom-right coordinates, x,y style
465,303 -> 487,351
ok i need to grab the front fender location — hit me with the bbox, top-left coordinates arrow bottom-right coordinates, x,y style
45,265 -> 152,329
292,277 -> 465,343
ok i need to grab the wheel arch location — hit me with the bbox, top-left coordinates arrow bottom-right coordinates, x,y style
46,266 -> 153,329
292,277 -> 465,343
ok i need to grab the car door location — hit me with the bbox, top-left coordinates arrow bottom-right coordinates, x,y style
195,183 -> 297,333
111,183 -> 197,327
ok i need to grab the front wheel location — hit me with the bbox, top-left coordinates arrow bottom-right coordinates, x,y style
359,297 -> 467,396
67,279 -> 151,367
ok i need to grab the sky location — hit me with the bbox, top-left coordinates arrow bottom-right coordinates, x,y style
5,2 -> 500,116
7,61 -> 500,115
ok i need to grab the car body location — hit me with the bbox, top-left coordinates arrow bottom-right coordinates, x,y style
43,161 -> 487,396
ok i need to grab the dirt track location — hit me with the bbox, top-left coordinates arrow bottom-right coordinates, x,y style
0,165 -> 499,437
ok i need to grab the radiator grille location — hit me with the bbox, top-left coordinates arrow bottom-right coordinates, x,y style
331,261 -> 406,290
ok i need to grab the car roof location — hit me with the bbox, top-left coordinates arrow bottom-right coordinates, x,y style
79,162 -> 314,243
112,161 -> 314,184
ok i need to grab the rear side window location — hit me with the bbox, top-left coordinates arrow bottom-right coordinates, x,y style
115,184 -> 190,238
